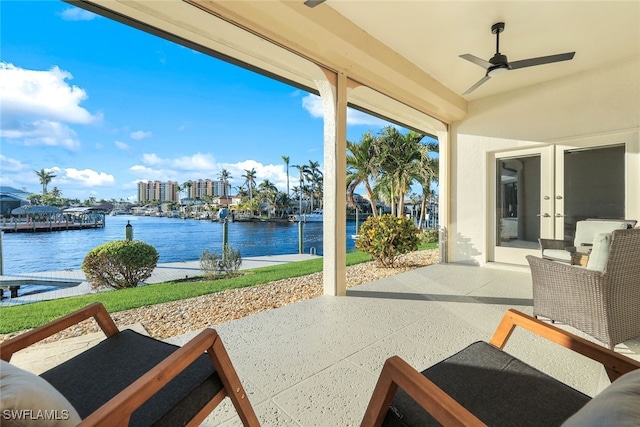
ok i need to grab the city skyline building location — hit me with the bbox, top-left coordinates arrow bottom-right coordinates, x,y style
137,179 -> 231,203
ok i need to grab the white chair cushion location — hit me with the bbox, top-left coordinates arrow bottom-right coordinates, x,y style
574,220 -> 629,248
586,233 -> 612,271
0,360 -> 82,427
542,249 -> 573,262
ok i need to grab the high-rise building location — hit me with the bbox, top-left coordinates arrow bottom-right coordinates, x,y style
192,179 -> 213,199
137,181 -> 179,203
138,179 -> 229,203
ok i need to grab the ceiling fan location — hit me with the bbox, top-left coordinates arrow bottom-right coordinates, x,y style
460,22 -> 575,95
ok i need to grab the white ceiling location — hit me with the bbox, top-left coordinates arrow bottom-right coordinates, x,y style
75,0 -> 640,125
327,1 -> 640,100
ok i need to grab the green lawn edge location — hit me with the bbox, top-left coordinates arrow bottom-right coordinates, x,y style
0,244 -> 437,334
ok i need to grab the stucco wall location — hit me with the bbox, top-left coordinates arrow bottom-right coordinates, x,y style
449,56 -> 640,264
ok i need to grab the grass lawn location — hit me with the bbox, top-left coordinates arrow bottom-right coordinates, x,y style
0,244 -> 437,334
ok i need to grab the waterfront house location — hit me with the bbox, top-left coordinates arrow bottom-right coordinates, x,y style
0,186 -> 30,217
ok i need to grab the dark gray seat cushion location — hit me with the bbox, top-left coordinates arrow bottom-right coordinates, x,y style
40,330 -> 223,427
384,341 -> 591,427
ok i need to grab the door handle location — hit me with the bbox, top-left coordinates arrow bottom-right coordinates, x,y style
537,213 -> 551,218
555,213 -> 566,217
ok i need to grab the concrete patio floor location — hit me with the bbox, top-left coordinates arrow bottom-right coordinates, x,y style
8,262 -> 640,426
168,262 -> 640,426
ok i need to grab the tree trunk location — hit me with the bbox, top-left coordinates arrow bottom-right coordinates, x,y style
419,197 -> 427,230
365,181 -> 377,217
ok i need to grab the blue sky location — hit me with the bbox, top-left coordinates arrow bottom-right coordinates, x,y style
1,1 -> 403,202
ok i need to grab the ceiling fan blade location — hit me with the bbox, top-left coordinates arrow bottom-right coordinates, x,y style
459,54 -> 492,70
463,75 -> 491,95
509,52 -> 575,69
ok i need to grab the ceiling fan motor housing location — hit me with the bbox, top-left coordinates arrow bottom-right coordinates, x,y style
490,53 -> 509,66
491,22 -> 505,34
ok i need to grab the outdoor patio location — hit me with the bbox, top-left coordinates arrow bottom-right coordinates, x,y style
153,262 -> 638,426
7,261 -> 640,426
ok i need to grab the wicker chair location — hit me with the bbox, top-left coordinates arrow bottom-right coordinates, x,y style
538,219 -> 635,264
527,227 -> 640,348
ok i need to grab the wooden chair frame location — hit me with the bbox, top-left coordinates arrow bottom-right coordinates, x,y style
0,302 -> 260,427
361,309 -> 640,427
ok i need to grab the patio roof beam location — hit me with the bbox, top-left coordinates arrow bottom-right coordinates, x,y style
183,0 -> 467,124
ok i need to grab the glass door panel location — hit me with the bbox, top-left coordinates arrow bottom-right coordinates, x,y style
493,147 -> 554,265
554,145 -> 625,242
496,156 -> 541,249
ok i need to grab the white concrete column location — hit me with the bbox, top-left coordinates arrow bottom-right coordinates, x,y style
436,127 -> 450,263
316,70 -> 347,296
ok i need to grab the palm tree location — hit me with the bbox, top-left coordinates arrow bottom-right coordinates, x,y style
34,169 -> 56,195
49,186 -> 62,198
415,141 -> 439,229
282,155 -> 290,196
376,127 -> 424,217
274,192 -> 293,218
218,169 -> 232,197
292,164 -> 305,215
182,181 -> 193,200
241,168 -> 257,201
234,186 -> 248,199
347,131 -> 380,215
174,183 -> 182,203
303,160 -> 322,211
258,179 -> 278,217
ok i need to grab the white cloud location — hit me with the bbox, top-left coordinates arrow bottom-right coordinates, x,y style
140,152 -> 216,172
129,153 -> 290,192
219,160 -> 289,192
114,140 -> 130,150
172,153 -> 216,171
0,159 -> 115,199
129,165 -> 166,181
302,94 -> 324,118
19,120 -> 81,150
0,155 -> 28,173
0,155 -> 31,187
59,7 -> 97,21
130,130 -> 152,140
130,152 -> 217,182
141,153 -> 162,166
63,168 -> 115,187
0,63 -> 97,124
301,93 -> 393,126
0,62 -> 99,150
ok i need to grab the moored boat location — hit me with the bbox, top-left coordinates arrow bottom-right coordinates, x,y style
291,209 -> 323,222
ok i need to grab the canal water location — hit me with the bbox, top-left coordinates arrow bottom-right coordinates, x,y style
1,215 -> 361,275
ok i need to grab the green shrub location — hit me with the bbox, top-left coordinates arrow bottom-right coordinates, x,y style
200,245 -> 242,278
420,229 -> 439,244
82,240 -> 159,290
356,214 -> 419,267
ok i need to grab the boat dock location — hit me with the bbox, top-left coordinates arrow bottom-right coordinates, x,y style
2,205 -> 106,233
0,219 -> 105,233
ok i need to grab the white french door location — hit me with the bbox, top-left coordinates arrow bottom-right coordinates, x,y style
491,142 -> 625,265
492,147 -> 554,265
553,143 -> 625,242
